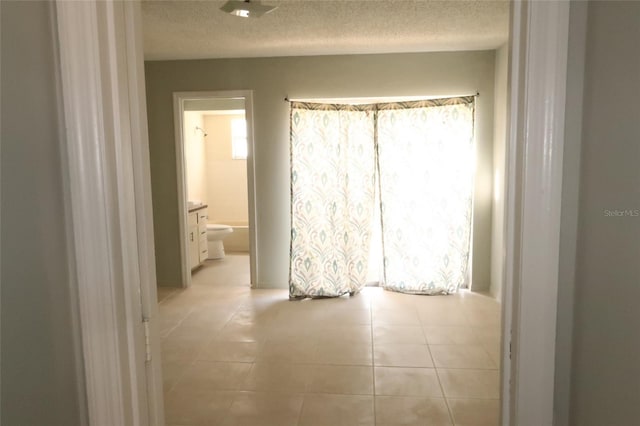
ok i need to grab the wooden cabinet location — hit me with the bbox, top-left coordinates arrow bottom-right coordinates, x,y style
188,206 -> 208,270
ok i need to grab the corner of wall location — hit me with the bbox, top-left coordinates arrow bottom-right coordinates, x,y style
489,42 -> 509,301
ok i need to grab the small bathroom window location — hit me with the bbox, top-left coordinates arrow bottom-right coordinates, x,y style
231,118 -> 248,159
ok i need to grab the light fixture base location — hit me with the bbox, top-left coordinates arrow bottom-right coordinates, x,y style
220,0 -> 277,18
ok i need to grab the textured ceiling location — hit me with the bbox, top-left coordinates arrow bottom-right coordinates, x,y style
142,0 -> 509,60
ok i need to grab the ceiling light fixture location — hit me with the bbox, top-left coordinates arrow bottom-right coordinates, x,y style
220,0 -> 277,18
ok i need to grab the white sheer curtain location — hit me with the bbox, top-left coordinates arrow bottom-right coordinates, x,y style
289,102 -> 376,298
377,98 -> 475,294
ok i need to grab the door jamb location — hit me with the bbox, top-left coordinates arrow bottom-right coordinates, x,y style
173,90 -> 258,288
55,0 -> 164,424
503,1 -> 571,424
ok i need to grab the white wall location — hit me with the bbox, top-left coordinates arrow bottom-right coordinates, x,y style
145,51 -> 496,288
490,43 -> 508,300
569,2 -> 640,424
203,114 -> 249,224
183,111 -> 206,202
1,1 -> 86,424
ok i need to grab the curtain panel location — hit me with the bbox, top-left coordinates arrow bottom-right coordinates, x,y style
289,97 -> 475,298
377,98 -> 475,294
289,102 -> 377,298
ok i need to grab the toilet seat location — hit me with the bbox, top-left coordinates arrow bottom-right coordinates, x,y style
207,224 -> 233,232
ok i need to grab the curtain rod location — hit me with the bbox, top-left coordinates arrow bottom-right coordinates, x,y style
284,92 -> 480,102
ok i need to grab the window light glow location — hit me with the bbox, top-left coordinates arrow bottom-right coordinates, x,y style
231,118 -> 248,159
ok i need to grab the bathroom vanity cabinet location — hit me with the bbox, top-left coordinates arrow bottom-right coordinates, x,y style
188,205 -> 208,269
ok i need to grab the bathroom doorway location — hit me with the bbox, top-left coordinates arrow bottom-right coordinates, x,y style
173,91 -> 258,288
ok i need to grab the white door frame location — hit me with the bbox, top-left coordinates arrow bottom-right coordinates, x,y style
55,1 -> 163,425
55,1 -> 573,425
503,1 -> 570,424
173,91 -> 258,288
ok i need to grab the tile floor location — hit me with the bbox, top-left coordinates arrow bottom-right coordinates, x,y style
158,254 -> 501,426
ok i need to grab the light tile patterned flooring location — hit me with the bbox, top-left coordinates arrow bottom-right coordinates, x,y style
158,254 -> 501,426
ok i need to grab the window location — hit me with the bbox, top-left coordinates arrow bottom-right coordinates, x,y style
231,118 -> 247,159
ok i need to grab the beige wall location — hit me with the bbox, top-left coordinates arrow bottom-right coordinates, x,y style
1,1 -> 85,424
490,43 -> 508,300
145,51 -> 496,288
183,111 -> 207,202
569,2 -> 640,424
203,114 -> 249,223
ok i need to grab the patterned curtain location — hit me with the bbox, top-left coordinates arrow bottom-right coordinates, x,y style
289,102 -> 376,298
377,97 -> 475,294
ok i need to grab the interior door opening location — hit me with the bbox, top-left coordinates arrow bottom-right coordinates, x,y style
174,92 -> 258,289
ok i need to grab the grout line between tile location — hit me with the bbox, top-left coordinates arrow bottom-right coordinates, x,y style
430,337 -> 456,426
369,295 -> 377,425
434,367 -> 456,426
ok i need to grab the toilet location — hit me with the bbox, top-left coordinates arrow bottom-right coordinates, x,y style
206,224 -> 233,260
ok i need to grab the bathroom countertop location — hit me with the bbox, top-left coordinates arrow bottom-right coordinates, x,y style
188,204 -> 208,213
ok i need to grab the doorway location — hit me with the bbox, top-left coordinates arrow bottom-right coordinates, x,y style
173,91 -> 258,288
52,1 -> 573,425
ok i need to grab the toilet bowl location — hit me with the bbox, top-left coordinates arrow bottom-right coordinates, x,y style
207,224 -> 233,259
